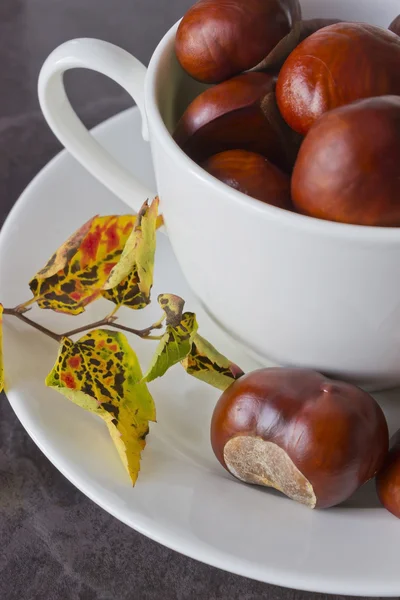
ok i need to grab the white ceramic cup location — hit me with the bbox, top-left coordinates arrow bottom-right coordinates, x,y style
38,0 -> 400,391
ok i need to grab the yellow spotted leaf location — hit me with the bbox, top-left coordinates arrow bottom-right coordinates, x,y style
144,294 -> 198,382
0,304 -> 4,394
181,334 -> 244,391
46,329 -> 156,484
29,215 -> 136,315
102,198 -> 161,310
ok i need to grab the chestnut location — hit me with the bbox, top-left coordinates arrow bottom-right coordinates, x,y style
376,430 -> 400,518
276,23 -> 400,134
389,15 -> 400,36
211,368 -> 389,508
291,96 -> 400,227
253,18 -> 342,73
202,150 -> 291,209
174,72 -> 301,172
175,0 -> 301,84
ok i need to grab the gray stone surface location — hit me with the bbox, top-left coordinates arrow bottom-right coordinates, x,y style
0,1 -> 395,599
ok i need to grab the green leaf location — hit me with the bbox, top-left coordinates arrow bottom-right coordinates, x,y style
0,304 -> 4,394
46,329 -> 156,484
29,215 -> 136,315
181,334 -> 244,390
102,197 -> 161,309
144,294 -> 198,382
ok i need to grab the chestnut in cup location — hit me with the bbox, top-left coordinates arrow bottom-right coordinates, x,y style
174,72 -> 300,171
211,368 -> 389,509
292,96 -> 400,227
376,430 -> 400,519
276,22 -> 400,134
175,0 -> 301,84
389,15 -> 400,35
203,150 -> 291,209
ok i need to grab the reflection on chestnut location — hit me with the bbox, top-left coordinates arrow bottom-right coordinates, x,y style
173,72 -> 300,172
376,430 -> 400,518
202,150 -> 291,209
211,368 -> 389,508
389,15 -> 400,35
276,23 -> 400,134
255,18 -> 342,73
291,96 -> 400,226
175,0 -> 301,84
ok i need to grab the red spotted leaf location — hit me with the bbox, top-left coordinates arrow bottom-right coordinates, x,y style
46,329 -> 156,484
35,216 -> 96,278
29,215 -> 136,315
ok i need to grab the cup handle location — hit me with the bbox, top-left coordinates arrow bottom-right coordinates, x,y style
38,38 -> 155,212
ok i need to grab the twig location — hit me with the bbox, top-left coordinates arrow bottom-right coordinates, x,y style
61,316 -> 118,339
107,320 -> 164,338
3,306 -> 165,344
3,307 -> 62,342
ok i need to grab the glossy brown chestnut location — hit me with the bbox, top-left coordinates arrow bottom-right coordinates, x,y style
175,0 -> 301,84
254,18 -> 342,73
291,96 -> 400,227
202,150 -> 291,209
389,15 -> 400,35
376,430 -> 400,518
173,72 -> 301,172
276,23 -> 400,134
211,368 -> 389,509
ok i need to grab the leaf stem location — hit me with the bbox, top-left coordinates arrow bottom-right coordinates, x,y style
107,305 -> 120,319
14,297 -> 37,314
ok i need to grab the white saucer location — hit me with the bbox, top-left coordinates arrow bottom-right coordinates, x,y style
1,107 -> 400,597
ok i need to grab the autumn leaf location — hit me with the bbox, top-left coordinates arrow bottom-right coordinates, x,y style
46,329 -> 156,484
34,216 -> 97,279
181,334 -> 244,391
144,294 -> 198,382
158,293 -> 185,326
102,263 -> 149,311
143,294 -> 244,388
0,304 -> 4,394
102,198 -> 161,310
29,215 -> 136,315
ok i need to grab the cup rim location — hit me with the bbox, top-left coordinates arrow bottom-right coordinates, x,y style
145,20 -> 400,243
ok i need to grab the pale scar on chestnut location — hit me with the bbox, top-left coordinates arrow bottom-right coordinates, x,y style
223,436 -> 316,508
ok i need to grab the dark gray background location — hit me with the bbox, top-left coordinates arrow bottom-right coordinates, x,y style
0,1 -> 395,599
